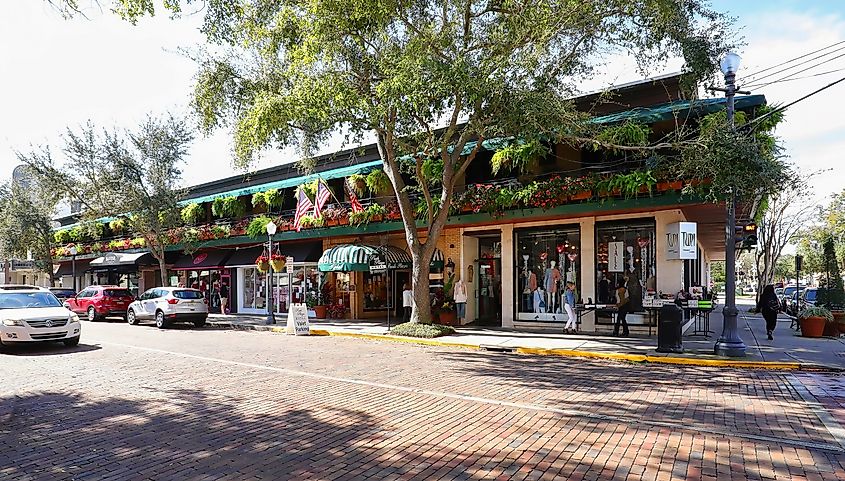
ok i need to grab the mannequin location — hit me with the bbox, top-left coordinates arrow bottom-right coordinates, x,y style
544,260 -> 561,315
453,278 -> 468,323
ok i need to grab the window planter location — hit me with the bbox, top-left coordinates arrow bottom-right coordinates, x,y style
657,181 -> 683,191
569,190 -> 592,201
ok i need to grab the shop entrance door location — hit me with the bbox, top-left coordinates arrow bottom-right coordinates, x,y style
476,237 -> 502,326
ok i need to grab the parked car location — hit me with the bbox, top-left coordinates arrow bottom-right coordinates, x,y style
49,288 -> 77,302
64,285 -> 135,321
780,285 -> 804,311
0,288 -> 81,352
0,284 -> 49,291
126,287 -> 208,329
785,289 -> 806,317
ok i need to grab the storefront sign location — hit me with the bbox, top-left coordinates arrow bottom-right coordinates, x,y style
666,222 -> 697,260
286,303 -> 310,335
286,257 -> 294,273
102,253 -> 120,265
608,241 -> 625,272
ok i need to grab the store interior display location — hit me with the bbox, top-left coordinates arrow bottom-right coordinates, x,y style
517,227 -> 580,321
595,220 -> 656,324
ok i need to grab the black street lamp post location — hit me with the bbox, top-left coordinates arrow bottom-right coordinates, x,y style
266,220 -> 277,325
69,245 -> 78,293
714,52 -> 747,357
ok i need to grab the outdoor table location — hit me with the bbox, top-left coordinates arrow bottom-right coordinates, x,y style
684,299 -> 715,337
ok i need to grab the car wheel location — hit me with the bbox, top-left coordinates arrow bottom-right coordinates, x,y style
155,310 -> 169,329
127,309 -> 139,325
0,340 -> 9,354
193,319 -> 206,328
87,306 -> 98,322
63,336 -> 80,347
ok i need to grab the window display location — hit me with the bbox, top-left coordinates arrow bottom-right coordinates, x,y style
515,226 -> 580,322
595,219 -> 656,324
363,272 -> 390,310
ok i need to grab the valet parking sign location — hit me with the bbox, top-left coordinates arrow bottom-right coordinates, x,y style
666,222 -> 697,260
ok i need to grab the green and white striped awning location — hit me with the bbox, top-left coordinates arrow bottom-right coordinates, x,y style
318,244 -> 446,272
318,245 -> 413,272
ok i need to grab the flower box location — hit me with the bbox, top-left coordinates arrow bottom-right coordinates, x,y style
326,219 -> 339,227
570,190 -> 592,201
370,214 -> 384,222
657,181 -> 683,191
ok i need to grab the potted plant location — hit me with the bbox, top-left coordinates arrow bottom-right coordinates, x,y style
306,292 -> 327,319
366,203 -> 387,222
255,255 -> 270,273
347,174 -> 368,197
437,300 -> 458,325
365,169 -> 391,196
270,254 -> 286,272
327,303 -> 347,319
799,306 -> 832,338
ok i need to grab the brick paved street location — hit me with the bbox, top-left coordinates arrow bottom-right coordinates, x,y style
2,321 -> 845,480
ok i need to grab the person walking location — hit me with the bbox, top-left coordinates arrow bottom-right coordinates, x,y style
563,281 -> 577,333
614,278 -> 630,337
402,283 -> 413,323
758,284 -> 780,340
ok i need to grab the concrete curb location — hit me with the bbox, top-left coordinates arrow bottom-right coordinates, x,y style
208,321 -> 837,371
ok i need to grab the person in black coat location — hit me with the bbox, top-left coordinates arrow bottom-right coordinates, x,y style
758,284 -> 780,341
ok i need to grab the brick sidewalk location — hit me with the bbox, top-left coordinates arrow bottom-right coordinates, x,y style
1,322 -> 844,480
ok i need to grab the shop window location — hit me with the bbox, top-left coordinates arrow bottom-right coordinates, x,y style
515,226 -> 580,322
595,219 -> 656,324
364,272 -> 390,310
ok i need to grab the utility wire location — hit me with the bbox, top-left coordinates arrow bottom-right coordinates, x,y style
744,51 -> 845,89
738,44 -> 845,87
737,40 -> 845,84
744,67 -> 845,87
743,74 -> 845,131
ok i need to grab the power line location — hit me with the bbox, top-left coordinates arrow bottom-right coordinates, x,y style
744,51 -> 845,89
744,74 -> 845,131
744,67 -> 845,87
738,43 -> 845,87
737,40 -> 845,84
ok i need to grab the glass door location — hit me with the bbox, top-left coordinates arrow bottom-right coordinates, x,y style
477,237 -> 502,326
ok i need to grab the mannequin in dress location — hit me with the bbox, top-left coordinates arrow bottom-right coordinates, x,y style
544,260 -> 561,316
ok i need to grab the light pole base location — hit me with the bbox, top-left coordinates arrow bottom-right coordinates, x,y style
713,340 -> 747,358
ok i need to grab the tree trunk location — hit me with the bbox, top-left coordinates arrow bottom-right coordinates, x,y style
409,249 -> 433,324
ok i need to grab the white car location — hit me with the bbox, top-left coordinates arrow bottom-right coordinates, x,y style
0,288 -> 82,352
127,287 -> 208,329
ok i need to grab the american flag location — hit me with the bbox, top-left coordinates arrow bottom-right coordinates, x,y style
313,179 -> 331,218
346,180 -> 364,213
294,187 -> 314,232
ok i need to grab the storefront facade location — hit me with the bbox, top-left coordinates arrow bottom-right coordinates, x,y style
459,208 -> 712,331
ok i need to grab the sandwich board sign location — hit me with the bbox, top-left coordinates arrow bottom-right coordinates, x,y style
286,303 -> 310,335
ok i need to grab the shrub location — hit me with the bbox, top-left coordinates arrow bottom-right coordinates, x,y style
799,306 -> 833,322
390,322 -> 456,338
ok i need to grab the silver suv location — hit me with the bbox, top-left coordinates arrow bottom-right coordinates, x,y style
0,288 -> 82,352
126,287 -> 208,329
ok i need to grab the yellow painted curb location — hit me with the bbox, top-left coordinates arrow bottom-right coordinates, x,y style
266,327 -> 804,370
515,347 -> 802,370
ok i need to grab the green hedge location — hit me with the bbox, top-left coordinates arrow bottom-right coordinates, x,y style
389,322 -> 456,338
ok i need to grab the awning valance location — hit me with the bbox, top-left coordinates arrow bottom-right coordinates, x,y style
319,245 -> 380,272
172,250 -> 233,270
429,248 -> 445,269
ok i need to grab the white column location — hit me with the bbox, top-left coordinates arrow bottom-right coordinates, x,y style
655,210 -> 686,295
579,217 -> 596,332
500,224 -> 515,328
459,231 -> 479,325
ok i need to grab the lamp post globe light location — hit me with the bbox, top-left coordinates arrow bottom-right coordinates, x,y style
69,245 -> 78,293
265,221 -> 277,325
714,52 -> 747,357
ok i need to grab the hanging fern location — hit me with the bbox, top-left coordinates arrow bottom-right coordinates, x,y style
181,203 -> 204,225
212,196 -> 246,218
346,174 -> 367,197
490,140 -> 549,175
247,216 -> 274,238
366,169 -> 391,195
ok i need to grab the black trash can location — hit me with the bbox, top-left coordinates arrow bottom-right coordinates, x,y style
657,303 -> 684,353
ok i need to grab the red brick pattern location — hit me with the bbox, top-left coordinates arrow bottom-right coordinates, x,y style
1,323 -> 844,480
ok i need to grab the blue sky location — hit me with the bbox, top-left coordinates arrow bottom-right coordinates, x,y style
1,0 -> 844,202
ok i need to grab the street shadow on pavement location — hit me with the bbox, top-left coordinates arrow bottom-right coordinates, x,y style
1,343 -> 102,356
433,350 -> 840,448
0,389 -> 497,480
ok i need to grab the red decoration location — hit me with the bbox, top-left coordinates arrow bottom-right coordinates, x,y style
637,237 -> 650,248
556,244 -> 565,253
567,253 -> 578,262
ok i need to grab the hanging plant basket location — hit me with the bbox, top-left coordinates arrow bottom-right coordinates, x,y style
270,255 -> 286,272
256,255 -> 270,273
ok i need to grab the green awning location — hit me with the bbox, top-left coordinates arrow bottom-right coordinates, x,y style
319,244 -> 385,272
182,160 -> 382,205
590,95 -> 766,125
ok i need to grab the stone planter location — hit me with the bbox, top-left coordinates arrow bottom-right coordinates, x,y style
438,310 -> 457,326
800,316 -> 826,338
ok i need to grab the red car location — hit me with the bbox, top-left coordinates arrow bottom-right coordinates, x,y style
64,285 -> 135,321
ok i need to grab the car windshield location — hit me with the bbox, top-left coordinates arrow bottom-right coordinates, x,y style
173,290 -> 204,299
0,292 -> 62,309
784,287 -> 797,296
104,289 -> 132,298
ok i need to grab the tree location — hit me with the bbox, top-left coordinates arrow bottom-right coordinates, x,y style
0,177 -> 60,285
94,0 -> 734,323
752,171 -> 819,297
773,254 -> 795,283
20,116 -> 193,286
818,237 -> 845,308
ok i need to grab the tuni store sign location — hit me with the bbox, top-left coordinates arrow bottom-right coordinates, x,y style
666,222 -> 697,260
